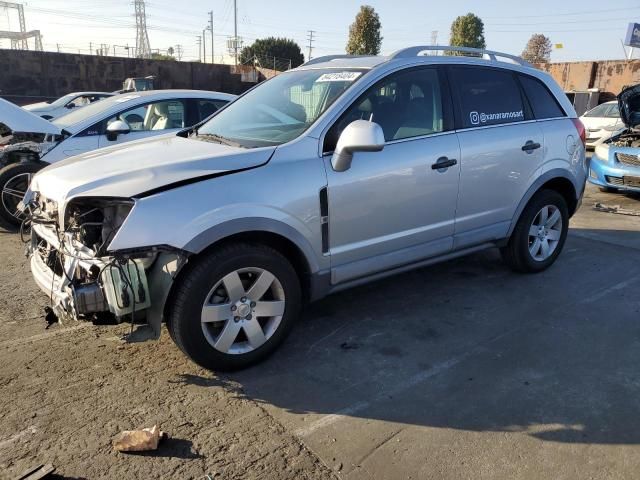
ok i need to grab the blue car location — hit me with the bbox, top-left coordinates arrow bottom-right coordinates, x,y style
589,84 -> 640,193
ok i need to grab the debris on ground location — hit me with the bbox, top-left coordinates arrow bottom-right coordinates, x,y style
112,425 -> 166,452
594,203 -> 640,216
12,463 -> 55,480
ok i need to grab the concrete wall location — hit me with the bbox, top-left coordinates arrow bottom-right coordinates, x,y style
5,49 -> 639,107
1,49 -> 277,105
535,60 -> 640,101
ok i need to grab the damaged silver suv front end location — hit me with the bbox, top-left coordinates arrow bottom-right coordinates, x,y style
23,193 -> 187,340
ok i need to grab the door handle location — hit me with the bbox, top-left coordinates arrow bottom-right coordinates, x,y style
521,141 -> 541,152
431,157 -> 458,170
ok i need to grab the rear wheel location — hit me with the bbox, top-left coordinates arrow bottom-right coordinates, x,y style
501,189 -> 569,273
0,162 -> 43,230
167,243 -> 301,371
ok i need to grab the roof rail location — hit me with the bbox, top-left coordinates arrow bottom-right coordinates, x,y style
302,54 -> 368,66
389,46 -> 533,68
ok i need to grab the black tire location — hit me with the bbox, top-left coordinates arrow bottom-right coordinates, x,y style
501,189 -> 569,273
599,186 -> 619,193
167,242 -> 301,371
0,162 -> 43,230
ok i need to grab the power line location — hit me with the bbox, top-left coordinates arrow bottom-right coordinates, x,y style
484,5 -> 640,19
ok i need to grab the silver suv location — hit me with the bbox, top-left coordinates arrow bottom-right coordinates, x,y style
22,46 -> 587,370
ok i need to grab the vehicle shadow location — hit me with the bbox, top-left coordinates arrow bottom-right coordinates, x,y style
178,232 -> 640,446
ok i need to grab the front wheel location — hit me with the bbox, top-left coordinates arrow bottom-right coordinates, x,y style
0,162 -> 43,230
167,243 -> 301,371
501,189 -> 569,273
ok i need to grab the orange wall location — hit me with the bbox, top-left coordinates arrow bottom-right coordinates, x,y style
535,60 -> 640,99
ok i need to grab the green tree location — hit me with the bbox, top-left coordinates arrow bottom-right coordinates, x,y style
448,13 -> 486,54
521,34 -> 552,63
150,52 -> 175,61
346,5 -> 382,55
239,37 -> 304,70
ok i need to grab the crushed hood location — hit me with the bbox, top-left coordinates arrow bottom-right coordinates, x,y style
0,98 -> 62,135
29,134 -> 275,205
618,84 -> 640,129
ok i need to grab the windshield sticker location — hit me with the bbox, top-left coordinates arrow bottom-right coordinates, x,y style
316,72 -> 362,83
469,110 -> 524,125
114,95 -> 141,103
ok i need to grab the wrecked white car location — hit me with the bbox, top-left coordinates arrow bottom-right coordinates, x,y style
0,90 -> 235,228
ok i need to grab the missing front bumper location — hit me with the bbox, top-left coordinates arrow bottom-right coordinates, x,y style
29,223 -> 151,322
28,223 -> 185,340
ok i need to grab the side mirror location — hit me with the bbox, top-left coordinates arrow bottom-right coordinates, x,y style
66,102 -> 76,109
331,120 -> 385,172
106,120 -> 131,141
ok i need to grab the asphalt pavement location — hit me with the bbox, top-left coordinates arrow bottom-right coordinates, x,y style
228,183 -> 640,479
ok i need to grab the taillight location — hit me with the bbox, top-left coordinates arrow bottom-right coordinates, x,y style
572,118 -> 586,146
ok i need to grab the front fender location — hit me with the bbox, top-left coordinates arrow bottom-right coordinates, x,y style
182,215 -> 321,273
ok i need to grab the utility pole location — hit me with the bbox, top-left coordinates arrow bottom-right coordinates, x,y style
233,0 -> 238,66
89,41 -> 92,55
56,43 -> 60,53
430,30 -> 438,54
196,36 -> 202,62
307,30 -> 315,61
202,28 -> 206,63
175,44 -> 183,61
208,11 -> 214,64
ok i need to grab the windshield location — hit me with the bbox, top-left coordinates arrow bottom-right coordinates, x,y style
197,69 -> 367,148
53,94 -> 140,129
584,103 -> 619,118
47,93 -> 78,108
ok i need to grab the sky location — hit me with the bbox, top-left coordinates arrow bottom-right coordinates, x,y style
1,0 -> 639,63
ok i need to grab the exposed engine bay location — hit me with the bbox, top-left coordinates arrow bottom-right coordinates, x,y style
607,129 -> 640,148
24,193 -> 186,340
0,131 -> 52,167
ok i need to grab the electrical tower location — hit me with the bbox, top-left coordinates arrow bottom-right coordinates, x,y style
175,44 -> 183,61
0,1 -> 42,51
430,31 -> 438,54
134,0 -> 151,58
307,30 -> 315,61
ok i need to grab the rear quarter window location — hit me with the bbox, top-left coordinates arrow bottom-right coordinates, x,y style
518,74 -> 565,119
450,66 -> 525,128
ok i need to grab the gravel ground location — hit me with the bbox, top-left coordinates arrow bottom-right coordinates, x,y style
1,182 -> 638,479
0,230 -> 335,479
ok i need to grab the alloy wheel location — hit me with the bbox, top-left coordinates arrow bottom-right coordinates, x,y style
1,172 -> 31,221
528,204 -> 563,261
201,267 -> 286,355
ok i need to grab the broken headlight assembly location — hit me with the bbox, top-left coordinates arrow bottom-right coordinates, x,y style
64,197 -> 135,256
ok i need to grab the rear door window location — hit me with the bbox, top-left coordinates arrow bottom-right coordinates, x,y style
450,66 -> 526,128
518,74 -> 565,119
